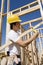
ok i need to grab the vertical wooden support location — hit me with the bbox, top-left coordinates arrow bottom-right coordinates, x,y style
0,16 -> 1,46
38,29 -> 42,51
20,47 -> 25,65
20,26 -> 26,65
32,40 -> 39,65
29,23 -> 35,65
29,23 -> 39,65
37,0 -> 43,20
0,0 -> 5,45
6,0 -> 10,35
26,33 -> 31,65
5,0 -> 10,54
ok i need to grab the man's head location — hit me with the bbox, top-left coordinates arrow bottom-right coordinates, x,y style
8,14 -> 21,31
10,22 -> 21,31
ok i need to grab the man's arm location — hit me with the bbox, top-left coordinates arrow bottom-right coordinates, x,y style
16,30 -> 39,47
0,29 -> 39,50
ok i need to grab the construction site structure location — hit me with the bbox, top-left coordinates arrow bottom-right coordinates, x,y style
0,0 -> 43,65
0,16 -> 1,46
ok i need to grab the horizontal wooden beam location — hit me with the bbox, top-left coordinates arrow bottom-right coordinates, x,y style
0,1 -> 40,16
1,5 -> 40,16
16,5 -> 40,16
21,17 -> 42,25
12,0 -> 38,12
37,28 -> 43,30
21,19 -> 43,30
34,22 -> 43,29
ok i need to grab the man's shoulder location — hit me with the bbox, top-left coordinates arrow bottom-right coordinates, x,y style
8,30 -> 16,35
7,30 -> 18,38
6,30 -> 20,42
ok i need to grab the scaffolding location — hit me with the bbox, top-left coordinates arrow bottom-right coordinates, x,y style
0,0 -> 43,65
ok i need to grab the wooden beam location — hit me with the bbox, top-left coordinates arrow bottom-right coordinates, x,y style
16,5 -> 40,16
2,5 -> 40,16
0,0 -> 5,46
37,0 -> 43,20
0,2 -> 40,16
21,17 -> 42,25
34,22 -> 43,29
12,0 -> 38,12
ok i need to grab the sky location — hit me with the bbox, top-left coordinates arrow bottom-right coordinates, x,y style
0,0 -> 43,45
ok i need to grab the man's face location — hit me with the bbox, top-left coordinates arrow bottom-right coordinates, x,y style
15,22 -> 21,31
16,22 -> 21,29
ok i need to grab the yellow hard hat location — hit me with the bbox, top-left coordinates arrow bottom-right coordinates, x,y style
7,14 -> 21,24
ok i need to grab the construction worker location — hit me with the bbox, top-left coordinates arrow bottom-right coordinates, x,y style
0,14 -> 39,65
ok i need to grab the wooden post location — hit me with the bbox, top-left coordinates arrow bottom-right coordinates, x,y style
29,23 -> 35,65
0,0 -> 5,45
0,16 -> 1,46
37,0 -> 43,20
6,0 -> 10,35
5,0 -> 10,54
